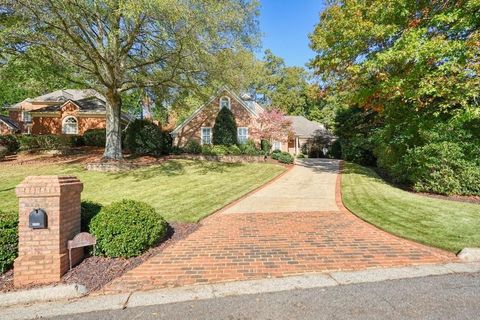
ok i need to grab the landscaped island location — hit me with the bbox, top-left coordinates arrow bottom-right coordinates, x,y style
341,162 -> 480,253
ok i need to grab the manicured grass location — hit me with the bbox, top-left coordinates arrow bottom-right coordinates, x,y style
0,160 -> 285,222
341,162 -> 480,253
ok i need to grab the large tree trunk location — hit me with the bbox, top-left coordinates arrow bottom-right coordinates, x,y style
103,88 -> 123,160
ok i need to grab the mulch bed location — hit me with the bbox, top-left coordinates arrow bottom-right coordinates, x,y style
0,222 -> 199,293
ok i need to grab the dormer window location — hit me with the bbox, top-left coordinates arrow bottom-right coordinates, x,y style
219,96 -> 231,110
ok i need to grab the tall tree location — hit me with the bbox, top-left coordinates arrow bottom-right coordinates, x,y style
310,0 -> 480,195
1,0 -> 259,159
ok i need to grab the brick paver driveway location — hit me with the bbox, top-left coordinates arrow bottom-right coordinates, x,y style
103,159 -> 454,294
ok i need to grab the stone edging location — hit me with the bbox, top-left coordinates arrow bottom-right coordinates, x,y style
335,160 -> 456,260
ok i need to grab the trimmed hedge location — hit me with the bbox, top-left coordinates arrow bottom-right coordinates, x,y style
185,140 -> 201,154
90,199 -> 168,258
17,134 -> 84,151
0,210 -> 18,273
0,134 -> 19,153
83,129 -> 106,147
124,119 -> 170,156
277,152 -> 294,164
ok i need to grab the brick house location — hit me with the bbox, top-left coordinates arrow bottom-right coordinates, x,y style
171,88 -> 333,155
0,114 -> 21,135
6,89 -> 130,135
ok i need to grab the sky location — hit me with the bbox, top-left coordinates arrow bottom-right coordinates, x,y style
257,0 -> 326,67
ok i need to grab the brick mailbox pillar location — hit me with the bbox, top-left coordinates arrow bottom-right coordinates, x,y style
14,176 -> 84,287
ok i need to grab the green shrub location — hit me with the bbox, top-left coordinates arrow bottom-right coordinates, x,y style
0,210 -> 18,273
170,146 -> 184,155
17,134 -> 83,151
124,119 -> 170,156
90,199 -> 168,258
238,140 -> 263,156
212,107 -> 237,145
297,153 -> 306,159
227,144 -> 242,155
185,140 -> 202,154
271,149 -> 281,160
400,142 -> 480,195
83,129 -> 106,147
0,146 -> 7,160
329,140 -> 342,159
277,152 -> 294,164
80,200 -> 103,232
0,134 -> 19,153
260,140 -> 272,153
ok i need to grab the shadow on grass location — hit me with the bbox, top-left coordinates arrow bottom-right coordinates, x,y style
106,159 -> 244,182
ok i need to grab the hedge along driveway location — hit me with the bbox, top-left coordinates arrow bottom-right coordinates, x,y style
0,160 -> 285,222
341,162 -> 480,253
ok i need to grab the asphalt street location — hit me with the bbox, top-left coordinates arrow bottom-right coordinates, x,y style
47,272 -> 480,320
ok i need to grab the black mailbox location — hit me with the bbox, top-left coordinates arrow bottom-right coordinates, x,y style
29,208 -> 47,229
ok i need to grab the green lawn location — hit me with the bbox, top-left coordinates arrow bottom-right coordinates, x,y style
341,162 -> 480,253
0,160 -> 285,222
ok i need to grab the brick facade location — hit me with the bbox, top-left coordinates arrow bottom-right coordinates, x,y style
173,91 -> 260,147
14,176 -> 84,287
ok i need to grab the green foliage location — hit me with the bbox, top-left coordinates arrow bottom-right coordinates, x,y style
0,146 -> 7,160
333,108 -> 379,166
185,140 -> 202,154
260,139 -> 271,153
0,210 -> 18,273
297,153 -> 306,159
329,140 -> 342,159
80,200 -> 103,233
124,119 -> 170,156
201,144 -> 244,156
3,0 -> 260,159
277,152 -> 294,164
83,129 -> 106,147
212,107 -> 238,145
271,149 -> 281,160
90,199 -> 168,258
17,135 -> 84,151
238,140 -> 263,156
0,135 -> 20,153
310,1 -> 480,195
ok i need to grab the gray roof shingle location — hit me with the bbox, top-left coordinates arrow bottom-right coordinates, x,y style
285,115 -> 331,138
0,115 -> 20,131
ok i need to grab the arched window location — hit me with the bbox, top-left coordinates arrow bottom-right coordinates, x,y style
219,96 -> 231,110
62,116 -> 78,135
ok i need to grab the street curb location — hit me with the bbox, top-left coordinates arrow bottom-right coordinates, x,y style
0,283 -> 87,307
457,248 -> 480,262
1,262 -> 479,320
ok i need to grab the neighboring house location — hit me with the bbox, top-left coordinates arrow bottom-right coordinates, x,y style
285,116 -> 335,155
6,89 -> 130,135
0,114 -> 21,135
171,88 -> 334,155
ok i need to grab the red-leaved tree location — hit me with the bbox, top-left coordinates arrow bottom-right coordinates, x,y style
251,108 -> 293,145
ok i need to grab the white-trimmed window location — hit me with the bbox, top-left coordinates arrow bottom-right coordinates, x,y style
62,116 -> 78,135
22,111 -> 32,123
237,127 -> 248,144
219,96 -> 231,110
272,141 -> 282,151
201,127 -> 212,145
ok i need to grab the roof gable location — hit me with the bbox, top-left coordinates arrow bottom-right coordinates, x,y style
171,87 -> 261,136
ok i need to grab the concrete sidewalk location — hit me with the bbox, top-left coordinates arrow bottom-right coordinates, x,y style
1,262 -> 479,320
223,159 -> 340,213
